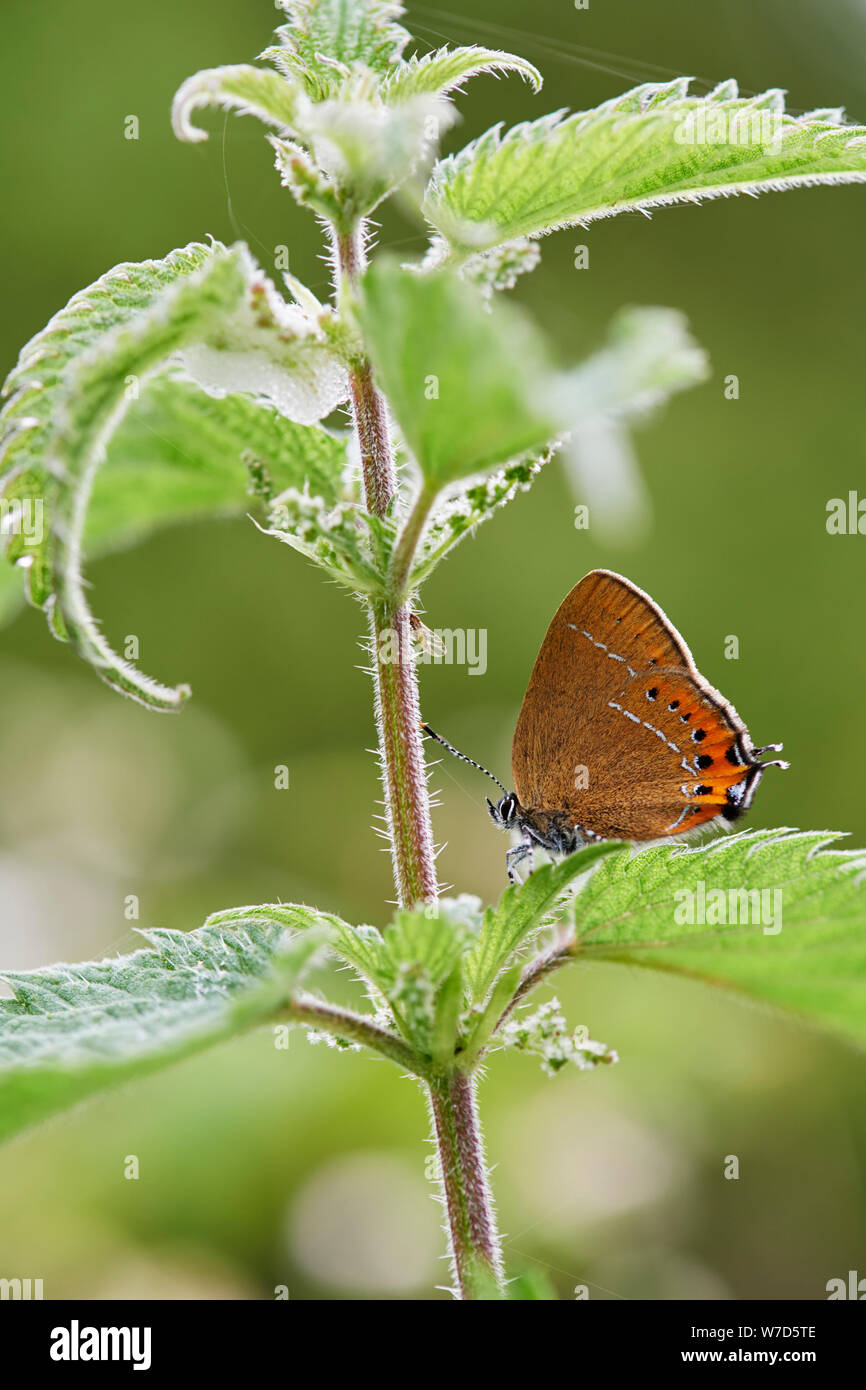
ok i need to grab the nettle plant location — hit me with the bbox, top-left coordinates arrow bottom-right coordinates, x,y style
2,0 -> 866,1300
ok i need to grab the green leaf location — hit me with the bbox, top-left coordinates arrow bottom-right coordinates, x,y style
372,901 -> 486,1056
1,243 -> 255,707
382,45 -> 541,104
176,264 -> 347,428
205,901 -> 391,999
463,842 -> 624,1003
461,960 -> 524,1065
556,305 -> 709,419
381,907 -> 475,990
1,240 -> 347,706
91,376 -> 347,553
45,247 -> 254,710
0,915 -> 330,1145
424,77 -> 866,254
432,962 -> 465,1069
177,17 -> 538,226
269,0 -> 412,98
568,829 -> 866,1049
1,240 -> 219,612
555,304 -> 709,539
399,306 -> 707,576
358,259 -> 557,485
171,64 -> 301,144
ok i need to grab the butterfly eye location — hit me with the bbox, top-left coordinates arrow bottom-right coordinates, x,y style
499,793 -> 519,823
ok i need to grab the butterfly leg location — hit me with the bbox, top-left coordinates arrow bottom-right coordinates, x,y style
506,835 -> 534,883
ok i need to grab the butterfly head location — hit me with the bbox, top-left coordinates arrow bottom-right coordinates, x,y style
486,791 -> 521,830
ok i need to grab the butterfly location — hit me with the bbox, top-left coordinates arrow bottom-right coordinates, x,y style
423,569 -> 788,880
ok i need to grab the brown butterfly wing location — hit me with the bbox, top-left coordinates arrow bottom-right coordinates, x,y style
512,570 -> 765,840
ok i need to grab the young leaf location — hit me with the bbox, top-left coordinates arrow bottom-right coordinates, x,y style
381,46 -> 541,104
568,829 -> 866,1049
357,259 -> 558,486
373,902 -> 485,1054
269,0 -> 413,98
172,64 -> 302,144
0,916 -> 331,1145
424,78 -> 866,254
175,6 -> 469,227
184,12 -> 539,227
381,906 -> 475,990
259,488 -> 387,594
292,88 -> 456,222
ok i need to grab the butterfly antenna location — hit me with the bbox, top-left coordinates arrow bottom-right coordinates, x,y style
420,722 -> 510,796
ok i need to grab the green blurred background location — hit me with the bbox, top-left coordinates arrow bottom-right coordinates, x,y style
0,0 -> 864,1300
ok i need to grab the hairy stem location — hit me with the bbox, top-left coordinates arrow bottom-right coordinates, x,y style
332,224 -> 437,908
389,479 -> 436,602
331,224 -> 504,1299
287,994 -> 425,1075
493,941 -> 576,1037
428,1070 -> 505,1299
369,600 -> 438,906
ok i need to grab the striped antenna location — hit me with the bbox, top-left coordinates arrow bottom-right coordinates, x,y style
420,722 -> 509,796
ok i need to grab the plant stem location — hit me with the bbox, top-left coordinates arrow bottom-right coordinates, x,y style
331,224 -> 505,1300
428,1070 -> 506,1299
332,224 -> 437,909
388,478 -> 436,602
369,600 -> 438,906
494,941 -> 576,1036
287,994 -> 425,1075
